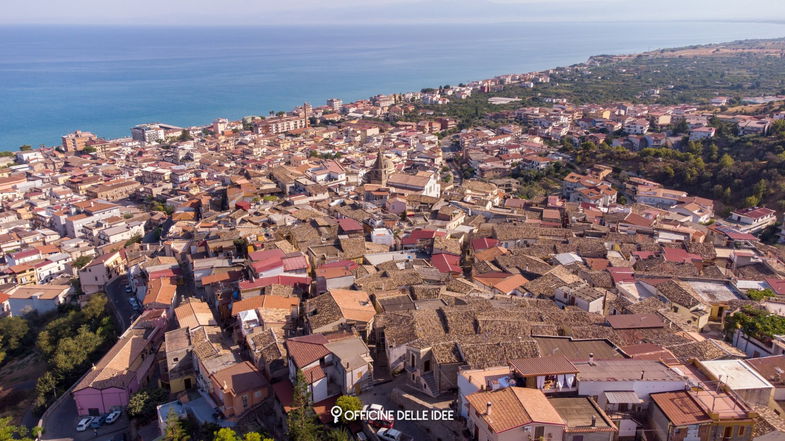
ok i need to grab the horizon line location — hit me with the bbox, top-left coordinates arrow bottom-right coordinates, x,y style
2,18 -> 785,27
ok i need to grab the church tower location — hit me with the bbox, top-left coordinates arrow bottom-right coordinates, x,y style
368,146 -> 392,186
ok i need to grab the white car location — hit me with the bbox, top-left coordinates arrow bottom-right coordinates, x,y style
377,428 -> 413,441
105,409 -> 122,424
76,417 -> 94,432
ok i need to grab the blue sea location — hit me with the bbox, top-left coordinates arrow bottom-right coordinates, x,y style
1,21 -> 784,149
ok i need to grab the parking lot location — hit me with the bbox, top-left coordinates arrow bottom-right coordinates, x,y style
41,395 -> 130,441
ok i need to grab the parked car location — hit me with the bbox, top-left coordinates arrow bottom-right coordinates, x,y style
363,404 -> 393,429
124,284 -> 134,293
75,417 -> 94,432
128,297 -> 141,311
377,428 -> 413,441
105,408 -> 122,424
90,414 -> 106,428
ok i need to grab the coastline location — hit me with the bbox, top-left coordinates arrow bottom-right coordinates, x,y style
2,21 -> 785,149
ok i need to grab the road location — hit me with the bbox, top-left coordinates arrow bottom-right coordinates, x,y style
360,378 -> 432,441
105,277 -> 135,331
39,277 -> 135,441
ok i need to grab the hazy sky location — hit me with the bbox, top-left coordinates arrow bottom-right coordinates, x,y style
3,0 -> 785,25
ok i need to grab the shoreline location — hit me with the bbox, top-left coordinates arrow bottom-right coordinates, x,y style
3,29 -> 785,150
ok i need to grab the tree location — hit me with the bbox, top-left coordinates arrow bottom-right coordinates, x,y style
334,395 -> 363,424
747,288 -> 775,301
163,409 -> 190,441
127,388 -> 168,421
719,153 -> 734,169
0,317 -> 29,351
34,371 -> 61,406
73,255 -> 92,269
125,234 -> 143,247
744,195 -> 760,208
323,429 -> 352,441
0,417 -> 41,441
179,130 -> 193,141
214,429 -> 239,441
671,119 -> 689,135
288,370 -> 321,441
212,429 -> 272,441
18,145 -> 32,151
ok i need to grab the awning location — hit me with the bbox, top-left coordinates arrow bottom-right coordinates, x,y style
604,391 -> 642,404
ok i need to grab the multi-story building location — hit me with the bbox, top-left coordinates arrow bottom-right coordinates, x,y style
61,130 -> 98,152
131,123 -> 166,144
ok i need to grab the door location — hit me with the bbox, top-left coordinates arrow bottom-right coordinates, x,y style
185,378 -> 192,389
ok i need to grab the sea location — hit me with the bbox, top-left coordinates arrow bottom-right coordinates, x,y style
1,21 -> 785,149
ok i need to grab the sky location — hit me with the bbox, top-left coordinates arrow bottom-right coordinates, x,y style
2,0 -> 785,26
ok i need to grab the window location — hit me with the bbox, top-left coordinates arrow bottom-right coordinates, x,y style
573,436 -> 583,441
618,403 -> 628,412
724,427 -> 732,439
424,360 -> 431,372
738,427 -> 745,437
535,426 -> 545,440
410,354 -> 415,367
242,394 -> 248,409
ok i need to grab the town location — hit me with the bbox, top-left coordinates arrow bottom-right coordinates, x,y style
3,39 -> 785,441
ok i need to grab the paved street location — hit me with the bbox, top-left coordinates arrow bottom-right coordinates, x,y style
360,377 -> 432,441
105,276 -> 135,331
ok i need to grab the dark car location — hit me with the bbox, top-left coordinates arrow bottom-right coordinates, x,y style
90,414 -> 106,428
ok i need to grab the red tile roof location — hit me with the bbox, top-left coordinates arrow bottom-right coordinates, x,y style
431,253 -> 461,274
651,391 -> 711,426
338,218 -> 363,233
286,334 -> 331,368
239,275 -> 311,291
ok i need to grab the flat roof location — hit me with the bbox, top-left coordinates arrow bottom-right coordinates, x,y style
699,359 -> 774,390
549,397 -> 615,431
534,337 -> 623,363
577,359 -> 684,382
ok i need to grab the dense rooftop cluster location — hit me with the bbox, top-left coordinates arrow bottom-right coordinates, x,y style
3,50 -> 785,441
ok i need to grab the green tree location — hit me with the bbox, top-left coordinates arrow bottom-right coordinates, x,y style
34,371 -> 61,406
127,388 -> 168,421
214,429 -> 239,441
334,395 -> 363,424
708,143 -> 719,162
73,255 -> 92,269
0,317 -> 29,351
744,195 -> 761,208
324,428 -> 352,441
719,153 -> 734,169
747,288 -> 775,301
288,370 -> 321,441
179,130 -> 193,141
125,234 -> 143,247
212,429 -> 272,441
0,417 -> 41,441
163,409 -> 190,441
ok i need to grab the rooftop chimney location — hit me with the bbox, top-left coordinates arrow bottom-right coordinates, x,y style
486,401 -> 493,416
640,370 -> 645,380
588,352 -> 595,365
591,415 -> 597,427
